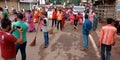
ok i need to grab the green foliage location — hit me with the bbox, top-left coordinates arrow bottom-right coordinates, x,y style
50,0 -> 81,5
50,0 -> 54,3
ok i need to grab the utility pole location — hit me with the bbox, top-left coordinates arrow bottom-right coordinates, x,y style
87,0 -> 88,3
5,0 -> 8,7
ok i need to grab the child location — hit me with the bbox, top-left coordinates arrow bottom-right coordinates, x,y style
42,16 -> 49,48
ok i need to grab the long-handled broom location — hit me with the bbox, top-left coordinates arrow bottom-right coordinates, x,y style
29,23 -> 39,46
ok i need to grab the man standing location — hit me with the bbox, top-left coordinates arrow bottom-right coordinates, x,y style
0,7 -> 9,22
12,13 -> 28,60
52,9 -> 57,27
82,14 -> 92,50
98,18 -> 117,60
57,10 -> 63,31
0,19 -> 23,60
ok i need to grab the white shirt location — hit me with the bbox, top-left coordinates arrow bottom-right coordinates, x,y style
42,18 -> 49,32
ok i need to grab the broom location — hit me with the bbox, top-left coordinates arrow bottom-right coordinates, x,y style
29,23 -> 39,46
49,27 -> 54,34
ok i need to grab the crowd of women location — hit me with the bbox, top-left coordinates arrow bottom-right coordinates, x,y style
18,5 -> 99,32
0,4 -> 100,60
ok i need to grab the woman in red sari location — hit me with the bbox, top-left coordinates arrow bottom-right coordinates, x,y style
62,11 -> 66,28
33,10 -> 39,23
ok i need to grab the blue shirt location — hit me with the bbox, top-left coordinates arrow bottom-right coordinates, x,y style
82,19 -> 92,35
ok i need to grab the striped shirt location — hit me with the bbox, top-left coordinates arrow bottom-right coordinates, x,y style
99,24 -> 117,45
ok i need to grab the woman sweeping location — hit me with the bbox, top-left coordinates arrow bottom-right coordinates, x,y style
27,10 -> 35,32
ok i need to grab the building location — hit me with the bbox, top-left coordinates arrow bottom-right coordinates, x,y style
95,0 -> 116,21
0,0 -> 19,13
19,0 -> 38,11
0,0 -> 47,13
81,0 -> 119,21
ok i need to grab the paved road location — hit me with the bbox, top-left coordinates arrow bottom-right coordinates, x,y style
39,21 -> 120,60
0,20 -> 120,60
39,22 -> 99,60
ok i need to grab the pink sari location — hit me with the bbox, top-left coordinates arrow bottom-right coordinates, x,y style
78,14 -> 83,24
89,13 -> 94,23
69,13 -> 75,24
38,17 -> 43,31
28,13 -> 35,32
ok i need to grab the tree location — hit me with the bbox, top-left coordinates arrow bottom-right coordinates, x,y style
50,0 -> 54,3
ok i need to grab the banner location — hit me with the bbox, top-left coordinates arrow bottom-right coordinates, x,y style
39,0 -> 45,4
81,0 -> 87,2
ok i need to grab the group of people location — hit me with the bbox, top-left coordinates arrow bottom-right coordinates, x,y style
82,13 -> 117,60
50,6 -> 117,60
81,6 -> 117,60
0,5 -> 51,60
0,6 -> 28,60
0,4 -> 118,60
51,7 -> 99,31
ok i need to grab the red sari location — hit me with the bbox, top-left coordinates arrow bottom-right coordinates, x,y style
69,13 -> 75,24
62,14 -> 65,28
33,11 -> 39,23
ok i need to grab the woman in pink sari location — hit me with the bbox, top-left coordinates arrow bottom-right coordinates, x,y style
89,11 -> 95,24
39,9 -> 45,31
27,10 -> 35,32
39,14 -> 43,31
78,12 -> 83,24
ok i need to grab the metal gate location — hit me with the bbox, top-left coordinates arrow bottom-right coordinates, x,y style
97,5 -> 116,22
20,3 -> 30,11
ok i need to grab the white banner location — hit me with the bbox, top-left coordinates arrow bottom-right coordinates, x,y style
20,0 -> 37,2
81,0 -> 87,2
39,0 -> 45,4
